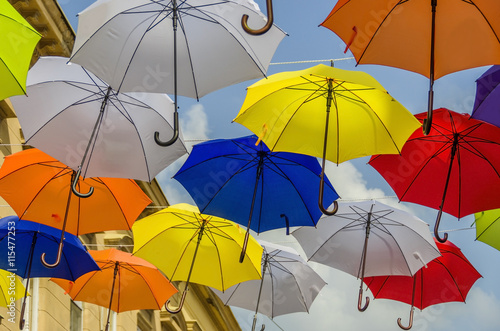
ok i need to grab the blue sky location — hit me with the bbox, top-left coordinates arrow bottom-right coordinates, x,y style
59,1 -> 500,330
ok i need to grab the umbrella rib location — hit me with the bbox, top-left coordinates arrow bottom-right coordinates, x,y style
265,155 -> 330,225
201,222 -> 226,290
475,214 -> 500,241
353,3 -> 400,65
468,2 -> 500,44
271,81 -> 329,151
128,263 -> 163,309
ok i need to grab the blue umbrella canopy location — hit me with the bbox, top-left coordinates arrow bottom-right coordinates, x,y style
0,215 -> 99,329
0,215 -> 99,280
174,135 -> 339,234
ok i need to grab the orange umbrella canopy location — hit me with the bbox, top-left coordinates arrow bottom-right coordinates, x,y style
51,249 -> 177,312
0,149 -> 151,234
322,0 -> 500,80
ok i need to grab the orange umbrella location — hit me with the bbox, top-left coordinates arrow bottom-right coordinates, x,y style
321,0 -> 500,134
52,249 -> 177,331
0,148 -> 151,266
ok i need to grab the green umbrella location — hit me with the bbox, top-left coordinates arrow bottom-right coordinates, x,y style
474,209 -> 500,251
0,0 -> 41,101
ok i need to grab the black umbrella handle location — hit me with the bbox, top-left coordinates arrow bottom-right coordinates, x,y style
71,168 -> 94,198
155,111 -> 179,146
242,0 -> 274,35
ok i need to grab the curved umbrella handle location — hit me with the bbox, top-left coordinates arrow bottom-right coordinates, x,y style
434,210 -> 448,243
357,288 -> 370,312
241,0 -> 274,35
41,240 -> 63,268
319,173 -> 338,216
397,307 -> 414,330
155,111 -> 179,147
165,289 -> 188,314
72,168 -> 94,198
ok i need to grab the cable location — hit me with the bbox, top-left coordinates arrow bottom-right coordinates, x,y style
270,57 -> 355,65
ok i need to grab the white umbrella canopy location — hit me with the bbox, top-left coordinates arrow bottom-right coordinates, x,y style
292,200 -> 440,312
10,56 -> 187,187
70,0 -> 286,97
212,240 -> 326,330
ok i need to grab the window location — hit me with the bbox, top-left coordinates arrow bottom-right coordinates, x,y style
70,301 -> 82,331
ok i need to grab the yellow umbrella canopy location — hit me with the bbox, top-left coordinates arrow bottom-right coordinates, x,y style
234,64 -> 419,164
474,209 -> 500,251
0,269 -> 25,308
234,64 -> 419,215
0,0 -> 41,101
132,203 -> 263,313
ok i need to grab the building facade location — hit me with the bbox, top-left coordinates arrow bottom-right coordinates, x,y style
0,1 -> 242,330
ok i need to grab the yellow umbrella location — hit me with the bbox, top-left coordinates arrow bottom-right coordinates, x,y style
233,64 -> 420,214
132,203 -> 263,314
0,0 -> 41,101
0,269 -> 25,308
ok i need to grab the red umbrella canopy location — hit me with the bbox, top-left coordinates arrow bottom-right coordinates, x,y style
369,108 -> 500,241
364,239 -> 481,329
364,239 -> 481,311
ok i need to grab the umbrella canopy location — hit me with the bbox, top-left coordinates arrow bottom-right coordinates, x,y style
0,216 -> 99,329
0,269 -> 25,308
474,209 -> 500,251
52,249 -> 177,331
369,108 -> 500,242
472,65 -> 500,127
70,0 -> 285,97
10,56 -> 187,186
173,135 -> 339,260
69,0 -> 286,146
0,0 -> 41,101
292,200 -> 440,312
132,203 -> 263,313
0,148 -> 152,235
212,240 -> 326,330
321,0 -> 500,133
364,239 -> 481,330
0,148 -> 152,268
233,64 -> 419,214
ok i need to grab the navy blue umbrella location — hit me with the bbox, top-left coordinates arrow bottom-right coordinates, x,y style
0,215 -> 99,328
174,135 -> 339,262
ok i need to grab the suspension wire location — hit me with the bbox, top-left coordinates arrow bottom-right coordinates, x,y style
270,57 -> 355,65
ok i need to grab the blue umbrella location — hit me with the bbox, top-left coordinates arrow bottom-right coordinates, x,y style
0,215 -> 99,328
173,135 -> 339,261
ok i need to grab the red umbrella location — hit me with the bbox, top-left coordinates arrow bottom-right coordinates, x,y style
369,108 -> 500,242
364,239 -> 481,330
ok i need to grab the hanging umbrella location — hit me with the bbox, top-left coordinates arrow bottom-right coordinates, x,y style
0,148 -> 152,267
0,0 -> 41,101
212,240 -> 326,331
0,269 -> 25,308
132,203 -> 263,314
364,239 -> 481,330
321,0 -> 500,134
471,65 -> 500,126
369,108 -> 500,243
0,216 -> 100,329
173,135 -> 339,261
291,200 -> 440,312
474,209 -> 500,251
10,56 -> 187,196
233,64 -> 420,215
51,249 -> 178,331
69,0 -> 286,146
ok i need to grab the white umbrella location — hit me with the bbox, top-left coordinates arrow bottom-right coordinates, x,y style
10,56 -> 187,197
69,0 -> 286,145
292,200 -> 440,312
212,240 -> 326,331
